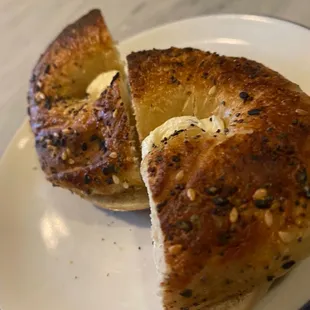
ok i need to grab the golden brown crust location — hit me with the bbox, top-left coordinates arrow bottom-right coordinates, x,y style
139,48 -> 310,308
127,48 -> 298,141
27,10 -> 146,208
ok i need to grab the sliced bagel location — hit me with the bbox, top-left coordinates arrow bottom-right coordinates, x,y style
127,48 -> 301,141
27,9 -> 148,210
139,48 -> 310,309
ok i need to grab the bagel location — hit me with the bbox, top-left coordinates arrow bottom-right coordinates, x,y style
136,48 -> 310,309
28,11 -> 310,309
27,9 -> 148,210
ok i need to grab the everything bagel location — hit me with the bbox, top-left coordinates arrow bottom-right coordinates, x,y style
137,49 -> 310,309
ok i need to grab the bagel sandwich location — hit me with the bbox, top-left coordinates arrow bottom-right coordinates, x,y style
136,48 -> 310,309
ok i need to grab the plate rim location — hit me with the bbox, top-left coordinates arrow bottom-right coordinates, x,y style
119,13 -> 310,45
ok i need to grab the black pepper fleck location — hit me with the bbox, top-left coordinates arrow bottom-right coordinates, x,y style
176,220 -> 193,232
254,196 -> 273,209
102,165 -> 116,175
239,91 -> 252,102
44,64 -> 51,74
282,260 -> 296,270
44,97 -> 52,110
170,75 -> 180,85
267,275 -> 275,282
81,142 -> 88,151
171,129 -> 185,137
180,289 -> 192,298
296,168 -> 307,184
100,140 -> 107,152
90,134 -> 98,141
212,196 -> 228,206
106,177 -> 113,184
172,155 -> 180,162
84,174 -> 92,184
248,108 -> 261,116
155,155 -> 163,163
175,184 -> 185,190
156,200 -> 167,213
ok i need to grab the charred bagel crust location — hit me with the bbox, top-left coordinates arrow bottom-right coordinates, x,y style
27,10 -> 145,207
140,49 -> 310,309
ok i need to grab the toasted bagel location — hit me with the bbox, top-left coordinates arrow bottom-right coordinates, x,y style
27,10 -> 148,210
138,48 -> 310,309
28,12 -> 310,308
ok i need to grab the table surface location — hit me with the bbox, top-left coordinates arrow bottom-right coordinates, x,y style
1,0 -> 309,155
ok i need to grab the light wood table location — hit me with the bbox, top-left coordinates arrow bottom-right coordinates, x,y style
0,0 -> 309,155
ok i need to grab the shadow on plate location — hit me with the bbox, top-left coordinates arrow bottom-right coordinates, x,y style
95,206 -> 151,228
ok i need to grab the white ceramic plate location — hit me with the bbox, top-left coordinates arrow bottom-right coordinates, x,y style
1,14 -> 310,310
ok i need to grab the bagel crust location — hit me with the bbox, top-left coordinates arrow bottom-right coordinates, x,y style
139,48 -> 310,309
27,10 -> 146,208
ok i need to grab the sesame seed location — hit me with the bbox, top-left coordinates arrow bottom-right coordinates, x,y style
35,92 -> 45,102
36,80 -> 42,88
187,188 -> 196,201
264,210 -> 273,227
123,182 -> 129,189
175,170 -> 184,181
296,109 -> 308,115
47,145 -> 56,151
53,132 -> 59,138
109,152 -> 117,159
168,244 -> 182,255
208,85 -> 217,96
68,159 -> 75,165
66,148 -> 71,156
62,128 -> 71,134
61,152 -> 67,160
112,109 -> 118,118
278,231 -> 296,244
112,174 -> 120,184
253,188 -> 268,201
205,186 -> 219,195
229,208 -> 238,223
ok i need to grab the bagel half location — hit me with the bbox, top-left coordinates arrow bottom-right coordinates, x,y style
27,9 -> 148,210
135,48 -> 310,309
